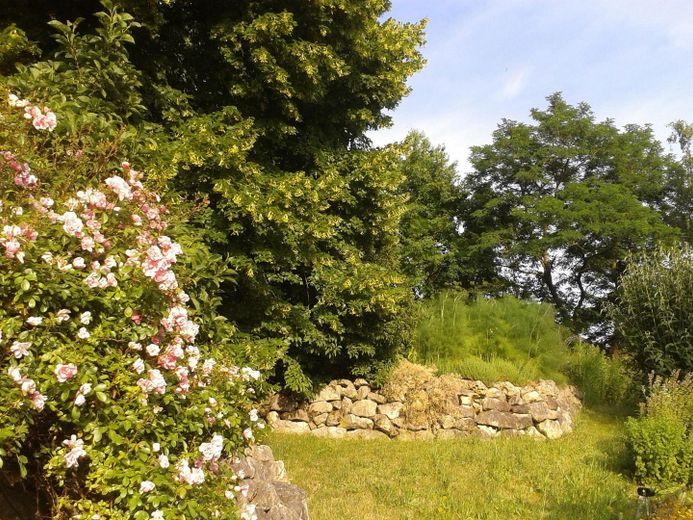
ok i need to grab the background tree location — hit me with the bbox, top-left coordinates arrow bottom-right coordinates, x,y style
460,93 -> 680,343
398,131 -> 464,296
666,120 -> 693,242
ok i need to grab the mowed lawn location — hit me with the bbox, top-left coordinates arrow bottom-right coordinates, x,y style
268,409 -> 637,519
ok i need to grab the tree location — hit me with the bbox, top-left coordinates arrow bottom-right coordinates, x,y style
398,131 -> 464,296
460,93 -> 680,343
609,245 -> 692,376
3,1 -> 426,393
666,120 -> 693,242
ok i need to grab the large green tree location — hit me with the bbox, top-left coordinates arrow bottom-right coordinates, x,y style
398,131 -> 465,296
3,1 -> 426,392
460,93 -> 681,343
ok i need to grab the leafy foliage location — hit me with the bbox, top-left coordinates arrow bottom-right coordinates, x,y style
460,93 -> 681,343
609,244 -> 692,376
412,291 -> 569,384
398,131 -> 464,296
626,372 -> 693,487
0,88 -> 262,519
3,1 -> 426,394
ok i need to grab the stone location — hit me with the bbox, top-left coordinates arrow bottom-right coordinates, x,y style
536,419 -> 562,439
281,408 -> 310,422
476,425 -> 499,437
311,426 -> 347,438
525,402 -> 559,422
269,393 -> 300,412
458,405 -> 476,418
435,429 -> 471,440
524,426 -> 545,439
326,410 -> 342,427
377,401 -> 403,420
391,416 -> 406,429
397,429 -> 435,440
341,397 -> 353,414
508,394 -> 524,406
356,385 -> 371,400
354,378 -> 369,387
485,387 -> 503,399
367,392 -> 387,404
454,417 -> 477,431
308,401 -> 333,415
494,381 -> 521,396
316,385 -> 341,402
266,411 -> 280,425
334,378 -> 353,387
476,410 -> 533,430
373,414 -> 393,435
500,429 -> 526,437
545,396 -> 559,410
272,420 -> 311,434
439,414 -> 457,429
481,397 -> 510,412
313,412 -> 328,426
350,399 -> 377,418
332,400 -> 342,410
342,413 -> 373,430
458,394 -> 474,406
345,429 -> 389,440
522,390 -> 542,403
272,481 -> 310,520
340,385 -> 358,400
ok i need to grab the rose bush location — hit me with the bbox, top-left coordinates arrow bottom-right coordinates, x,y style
0,93 -> 264,519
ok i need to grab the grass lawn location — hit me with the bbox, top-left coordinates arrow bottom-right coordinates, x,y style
268,408 -> 639,519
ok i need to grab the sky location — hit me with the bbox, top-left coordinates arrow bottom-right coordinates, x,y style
369,0 -> 693,175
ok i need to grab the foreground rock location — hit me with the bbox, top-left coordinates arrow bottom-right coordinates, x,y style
232,445 -> 310,520
265,363 -> 581,441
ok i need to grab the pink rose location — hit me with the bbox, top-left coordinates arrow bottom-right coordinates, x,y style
54,363 -> 78,383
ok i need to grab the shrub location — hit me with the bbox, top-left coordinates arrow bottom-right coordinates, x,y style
626,371 -> 693,487
609,244 -> 693,376
0,94 -> 263,518
412,292 -> 569,384
562,342 -> 637,409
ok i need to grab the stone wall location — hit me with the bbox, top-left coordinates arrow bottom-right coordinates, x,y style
266,372 -> 581,440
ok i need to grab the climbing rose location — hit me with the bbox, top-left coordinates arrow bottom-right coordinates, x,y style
54,363 -> 78,382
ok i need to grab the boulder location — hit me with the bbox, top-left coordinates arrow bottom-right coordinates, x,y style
367,392 -> 387,404
522,390 -> 542,403
345,429 -> 389,440
377,401 -> 403,420
435,429 -> 470,440
311,426 -> 347,438
325,410 -> 342,427
397,430 -> 435,441
356,385 -> 371,400
272,420 -> 311,434
269,393 -> 300,412
354,378 -> 369,387
350,399 -> 377,418
476,411 -> 533,430
266,411 -> 280,425
315,385 -> 341,402
342,414 -> 373,430
481,397 -> 510,412
308,401 -> 333,415
313,413 -> 328,427
476,425 -> 499,437
458,405 -> 476,418
373,414 -> 393,435
536,419 -> 562,439
281,409 -> 310,422
512,402 -> 558,422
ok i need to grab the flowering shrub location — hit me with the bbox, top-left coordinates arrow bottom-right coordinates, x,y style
0,94 -> 263,519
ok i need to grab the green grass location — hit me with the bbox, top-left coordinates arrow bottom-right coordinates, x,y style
413,292 -> 569,385
268,409 -> 638,519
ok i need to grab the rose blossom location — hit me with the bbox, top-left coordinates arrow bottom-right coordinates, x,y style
26,316 -> 43,326
158,454 -> 170,469
77,327 -> 90,340
79,311 -> 92,324
55,363 -> 78,382
10,341 -> 31,359
139,480 -> 156,493
62,435 -> 87,468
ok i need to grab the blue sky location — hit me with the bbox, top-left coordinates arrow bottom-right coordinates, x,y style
370,0 -> 693,173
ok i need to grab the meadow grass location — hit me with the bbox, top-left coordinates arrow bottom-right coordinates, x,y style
268,409 -> 639,519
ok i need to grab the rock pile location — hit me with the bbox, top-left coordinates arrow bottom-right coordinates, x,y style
266,373 -> 581,440
232,445 -> 310,520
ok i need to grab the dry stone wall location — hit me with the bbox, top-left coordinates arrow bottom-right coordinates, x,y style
266,374 -> 581,440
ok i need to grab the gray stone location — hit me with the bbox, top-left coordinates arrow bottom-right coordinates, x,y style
356,385 -> 371,400
343,413 -> 374,430
311,426 -> 347,438
272,420 -> 311,434
377,401 -> 403,420
373,414 -> 393,435
367,392 -> 387,404
345,429 -> 389,440
458,394 -> 474,406
476,410 -> 533,430
350,399 -> 377,418
485,387 -> 503,399
536,419 -> 562,439
313,412 -> 328,426
458,405 -> 476,418
454,417 -> 477,431
524,426 -> 545,439
545,396 -> 559,410
354,378 -> 369,387
273,481 -> 310,520
522,390 -> 542,403
439,414 -> 457,429
326,410 -> 342,427
308,401 -> 333,415
266,411 -> 280,425
316,385 -> 341,402
476,425 -> 499,437
281,408 -> 310,422
481,397 -> 511,412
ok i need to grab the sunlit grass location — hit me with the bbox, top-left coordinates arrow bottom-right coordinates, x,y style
268,409 -> 638,519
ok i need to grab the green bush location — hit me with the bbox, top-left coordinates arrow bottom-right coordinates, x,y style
563,342 -> 637,409
626,372 -> 693,487
609,244 -> 692,376
412,292 -> 569,384
0,88 -> 264,519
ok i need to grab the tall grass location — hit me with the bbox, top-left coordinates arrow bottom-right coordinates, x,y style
413,292 -> 569,384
